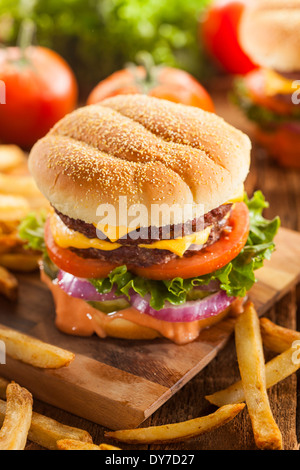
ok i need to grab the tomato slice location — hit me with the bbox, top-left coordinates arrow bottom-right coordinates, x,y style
131,202 -> 249,280
45,202 -> 249,280
45,219 -> 119,278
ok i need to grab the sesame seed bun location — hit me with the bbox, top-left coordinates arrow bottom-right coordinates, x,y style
239,0 -> 300,72
29,95 -> 251,227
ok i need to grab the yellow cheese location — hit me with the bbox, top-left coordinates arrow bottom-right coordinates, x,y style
138,226 -> 212,257
94,187 -> 243,243
51,213 -> 212,257
50,214 -> 121,251
224,184 -> 244,204
93,223 -> 136,243
51,185 -> 240,256
264,69 -> 295,96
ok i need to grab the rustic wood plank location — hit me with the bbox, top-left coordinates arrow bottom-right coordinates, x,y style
145,290 -> 298,451
1,354 -> 171,430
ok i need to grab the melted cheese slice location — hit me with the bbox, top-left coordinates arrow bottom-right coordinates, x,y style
50,213 -> 122,251
93,224 -> 136,243
94,185 -> 245,242
264,70 -> 295,96
50,213 -> 212,257
50,185 -> 242,257
138,226 -> 212,257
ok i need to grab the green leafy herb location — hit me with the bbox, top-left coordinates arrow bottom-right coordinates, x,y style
0,0 -> 212,94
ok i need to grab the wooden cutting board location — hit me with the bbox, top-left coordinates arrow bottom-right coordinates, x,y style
0,226 -> 299,430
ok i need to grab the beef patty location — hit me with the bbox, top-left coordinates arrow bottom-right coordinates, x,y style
55,204 -> 233,267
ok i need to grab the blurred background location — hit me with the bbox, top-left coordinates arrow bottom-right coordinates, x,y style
0,0 -> 259,145
0,0 -> 215,96
0,0 -> 300,277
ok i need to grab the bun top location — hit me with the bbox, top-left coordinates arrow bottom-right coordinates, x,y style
239,0 -> 300,72
29,94 -> 251,228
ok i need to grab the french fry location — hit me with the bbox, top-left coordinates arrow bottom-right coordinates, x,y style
230,302 -> 282,450
0,377 -> 8,399
0,146 -> 26,173
0,234 -> 22,255
28,413 -> 92,450
0,222 -> 23,256
0,325 -> 75,369
260,317 -> 300,353
0,382 -> 32,450
0,220 -> 20,235
0,399 -> 93,450
0,173 -> 40,198
206,342 -> 300,407
57,439 -> 121,451
57,439 -> 102,450
99,443 -> 122,450
0,252 -> 40,272
0,194 -> 30,222
0,265 -> 18,301
105,403 -> 245,444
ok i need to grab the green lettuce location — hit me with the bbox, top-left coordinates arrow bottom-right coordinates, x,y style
18,211 -> 47,253
18,210 -> 58,280
18,192 -> 280,311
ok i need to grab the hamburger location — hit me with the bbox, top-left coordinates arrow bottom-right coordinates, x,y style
20,94 -> 280,345
234,0 -> 300,167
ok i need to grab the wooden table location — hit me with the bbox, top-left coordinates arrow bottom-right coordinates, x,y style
21,78 -> 300,450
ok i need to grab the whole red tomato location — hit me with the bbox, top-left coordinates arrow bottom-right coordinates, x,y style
87,65 -> 215,113
201,0 -> 257,75
0,46 -> 78,149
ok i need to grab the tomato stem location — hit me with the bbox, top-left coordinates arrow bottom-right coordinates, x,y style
17,19 -> 36,62
135,50 -> 155,83
126,50 -> 160,93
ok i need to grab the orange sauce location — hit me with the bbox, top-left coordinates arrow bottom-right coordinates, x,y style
41,270 -> 243,345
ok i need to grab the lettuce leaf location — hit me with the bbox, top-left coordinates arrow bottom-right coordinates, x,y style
18,211 -> 47,253
18,210 -> 58,280
90,191 -> 280,309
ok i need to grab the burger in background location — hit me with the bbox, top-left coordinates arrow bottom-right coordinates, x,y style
233,0 -> 300,168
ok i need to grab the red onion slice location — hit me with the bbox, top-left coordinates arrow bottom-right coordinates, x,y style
130,290 -> 235,323
57,270 -> 123,301
57,271 -> 234,323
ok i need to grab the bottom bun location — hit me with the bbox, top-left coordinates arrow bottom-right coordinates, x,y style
92,306 -> 232,343
41,268 -> 238,345
93,317 -> 162,341
255,125 -> 300,168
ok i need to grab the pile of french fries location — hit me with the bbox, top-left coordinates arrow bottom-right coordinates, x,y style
0,379 -> 121,450
0,145 -> 49,301
105,302 -> 300,450
0,302 -> 299,450
0,325 -> 120,450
